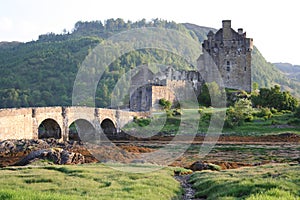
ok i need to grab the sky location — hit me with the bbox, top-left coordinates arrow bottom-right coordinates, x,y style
0,0 -> 299,65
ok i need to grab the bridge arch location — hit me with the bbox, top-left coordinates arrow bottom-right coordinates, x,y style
69,119 -> 96,142
101,118 -> 117,135
38,118 -> 62,139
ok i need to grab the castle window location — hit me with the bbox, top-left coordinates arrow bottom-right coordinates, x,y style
226,61 -> 230,72
244,66 -> 247,71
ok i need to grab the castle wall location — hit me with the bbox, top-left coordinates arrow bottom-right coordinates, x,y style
151,80 -> 199,110
129,85 -> 152,111
151,85 -> 176,110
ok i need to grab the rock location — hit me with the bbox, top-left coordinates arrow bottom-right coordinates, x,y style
60,149 -> 85,164
189,161 -> 207,171
0,140 -> 16,154
15,148 -> 85,166
189,161 -> 221,171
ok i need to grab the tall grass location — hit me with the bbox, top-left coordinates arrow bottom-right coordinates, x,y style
0,164 -> 182,200
189,163 -> 300,200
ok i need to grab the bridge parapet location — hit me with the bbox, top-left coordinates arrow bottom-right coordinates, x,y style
0,106 -> 150,141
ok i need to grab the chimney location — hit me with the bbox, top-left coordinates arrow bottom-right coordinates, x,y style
222,20 -> 232,40
238,28 -> 243,35
222,20 -> 231,29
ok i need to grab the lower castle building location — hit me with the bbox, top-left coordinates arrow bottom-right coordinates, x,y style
129,20 -> 253,111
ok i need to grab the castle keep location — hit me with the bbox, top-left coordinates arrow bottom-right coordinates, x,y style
198,20 -> 253,91
130,20 -> 253,111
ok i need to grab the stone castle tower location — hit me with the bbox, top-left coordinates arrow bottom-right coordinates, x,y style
198,20 -> 253,92
129,20 -> 253,111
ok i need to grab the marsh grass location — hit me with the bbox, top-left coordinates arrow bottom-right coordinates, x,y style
0,164 -> 182,200
189,163 -> 300,200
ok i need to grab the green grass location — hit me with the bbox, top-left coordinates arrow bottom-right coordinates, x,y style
0,164 -> 182,200
223,113 -> 300,136
123,108 -> 300,136
189,163 -> 300,200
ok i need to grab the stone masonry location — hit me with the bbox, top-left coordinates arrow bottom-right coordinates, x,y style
0,106 -> 149,141
198,20 -> 253,91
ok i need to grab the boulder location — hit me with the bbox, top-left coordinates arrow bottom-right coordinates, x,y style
15,148 -> 85,166
189,161 -> 221,171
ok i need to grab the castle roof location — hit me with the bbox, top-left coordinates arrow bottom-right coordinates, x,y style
214,28 -> 246,41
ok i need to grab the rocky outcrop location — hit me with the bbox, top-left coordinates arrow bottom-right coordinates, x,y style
15,148 -> 85,165
0,139 -> 96,167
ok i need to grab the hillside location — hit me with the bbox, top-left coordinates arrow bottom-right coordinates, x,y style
251,48 -> 300,95
273,62 -> 300,81
0,18 -> 298,109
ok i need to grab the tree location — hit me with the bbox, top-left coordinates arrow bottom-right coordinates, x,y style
198,82 -> 222,107
252,85 -> 298,111
225,98 -> 253,128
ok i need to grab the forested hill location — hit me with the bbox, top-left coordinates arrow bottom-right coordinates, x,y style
0,18 -> 298,108
273,62 -> 300,82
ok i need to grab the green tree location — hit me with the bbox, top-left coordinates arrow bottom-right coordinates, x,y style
252,85 -> 298,111
198,82 -> 222,107
225,98 -> 253,128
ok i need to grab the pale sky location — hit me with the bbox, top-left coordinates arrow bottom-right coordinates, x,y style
0,0 -> 299,65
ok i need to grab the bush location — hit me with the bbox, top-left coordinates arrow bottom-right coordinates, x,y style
207,163 -> 221,171
172,109 -> 182,116
251,85 -> 298,111
270,108 -> 278,114
294,106 -> 300,118
254,107 -> 273,119
288,118 -> 300,125
224,99 -> 254,128
245,115 -> 254,122
200,112 -> 212,122
271,120 -> 280,125
159,98 -> 172,110
198,108 -> 204,115
134,117 -> 151,127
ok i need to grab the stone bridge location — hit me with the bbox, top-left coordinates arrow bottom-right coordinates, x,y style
0,106 -> 149,141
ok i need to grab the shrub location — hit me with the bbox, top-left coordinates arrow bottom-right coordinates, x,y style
201,112 -> 212,122
255,107 -> 273,119
172,109 -> 182,116
251,85 -> 298,111
294,106 -> 300,118
245,115 -> 254,122
224,99 -> 253,128
134,117 -> 151,127
288,118 -> 300,125
159,98 -> 172,110
271,120 -> 280,125
207,163 -> 221,171
270,107 -> 278,114
173,168 -> 193,175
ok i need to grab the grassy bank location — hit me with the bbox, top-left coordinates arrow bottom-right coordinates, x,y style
124,108 -> 300,136
189,163 -> 300,200
0,164 -> 182,200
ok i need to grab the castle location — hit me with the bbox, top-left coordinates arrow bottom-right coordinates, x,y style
129,20 -> 253,111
